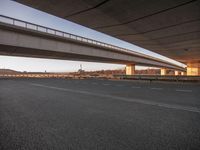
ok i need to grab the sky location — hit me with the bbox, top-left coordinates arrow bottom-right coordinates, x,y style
0,0 -> 186,72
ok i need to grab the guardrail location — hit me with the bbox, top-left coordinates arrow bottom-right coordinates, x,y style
0,74 -> 71,78
0,14 -> 177,66
1,74 -> 199,82
0,74 -> 112,79
114,75 -> 200,82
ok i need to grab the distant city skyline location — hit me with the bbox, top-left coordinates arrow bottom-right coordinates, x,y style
0,0 -> 185,72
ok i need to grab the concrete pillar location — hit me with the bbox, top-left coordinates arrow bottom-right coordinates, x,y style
126,64 -> 135,75
187,63 -> 200,76
181,72 -> 186,76
160,68 -> 167,76
175,71 -> 180,76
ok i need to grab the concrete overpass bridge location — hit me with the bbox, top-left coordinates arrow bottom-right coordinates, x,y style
0,15 -> 185,75
14,0 -> 200,76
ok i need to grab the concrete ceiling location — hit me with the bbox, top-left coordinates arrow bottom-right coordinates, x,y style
15,0 -> 200,64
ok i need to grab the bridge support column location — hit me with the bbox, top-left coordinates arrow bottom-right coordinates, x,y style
175,71 -> 180,76
181,72 -> 186,76
126,64 -> 135,75
187,63 -> 200,76
160,68 -> 167,76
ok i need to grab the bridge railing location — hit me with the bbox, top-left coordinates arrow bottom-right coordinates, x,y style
0,15 -> 167,63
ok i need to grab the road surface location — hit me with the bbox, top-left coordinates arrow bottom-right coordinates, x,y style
0,78 -> 200,150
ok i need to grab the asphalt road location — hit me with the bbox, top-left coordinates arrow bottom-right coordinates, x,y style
0,78 -> 200,150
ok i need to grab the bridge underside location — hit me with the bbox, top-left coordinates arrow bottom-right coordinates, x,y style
0,44 -> 135,65
15,0 -> 200,75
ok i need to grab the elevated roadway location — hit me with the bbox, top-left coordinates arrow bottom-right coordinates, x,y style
0,15 -> 185,74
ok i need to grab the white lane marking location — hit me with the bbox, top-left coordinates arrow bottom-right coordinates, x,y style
31,83 -> 200,114
131,86 -> 141,89
103,83 -> 110,86
175,89 -> 192,92
92,82 -> 98,85
150,87 -> 163,90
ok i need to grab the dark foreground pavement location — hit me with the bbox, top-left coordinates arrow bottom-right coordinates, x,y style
0,78 -> 200,150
